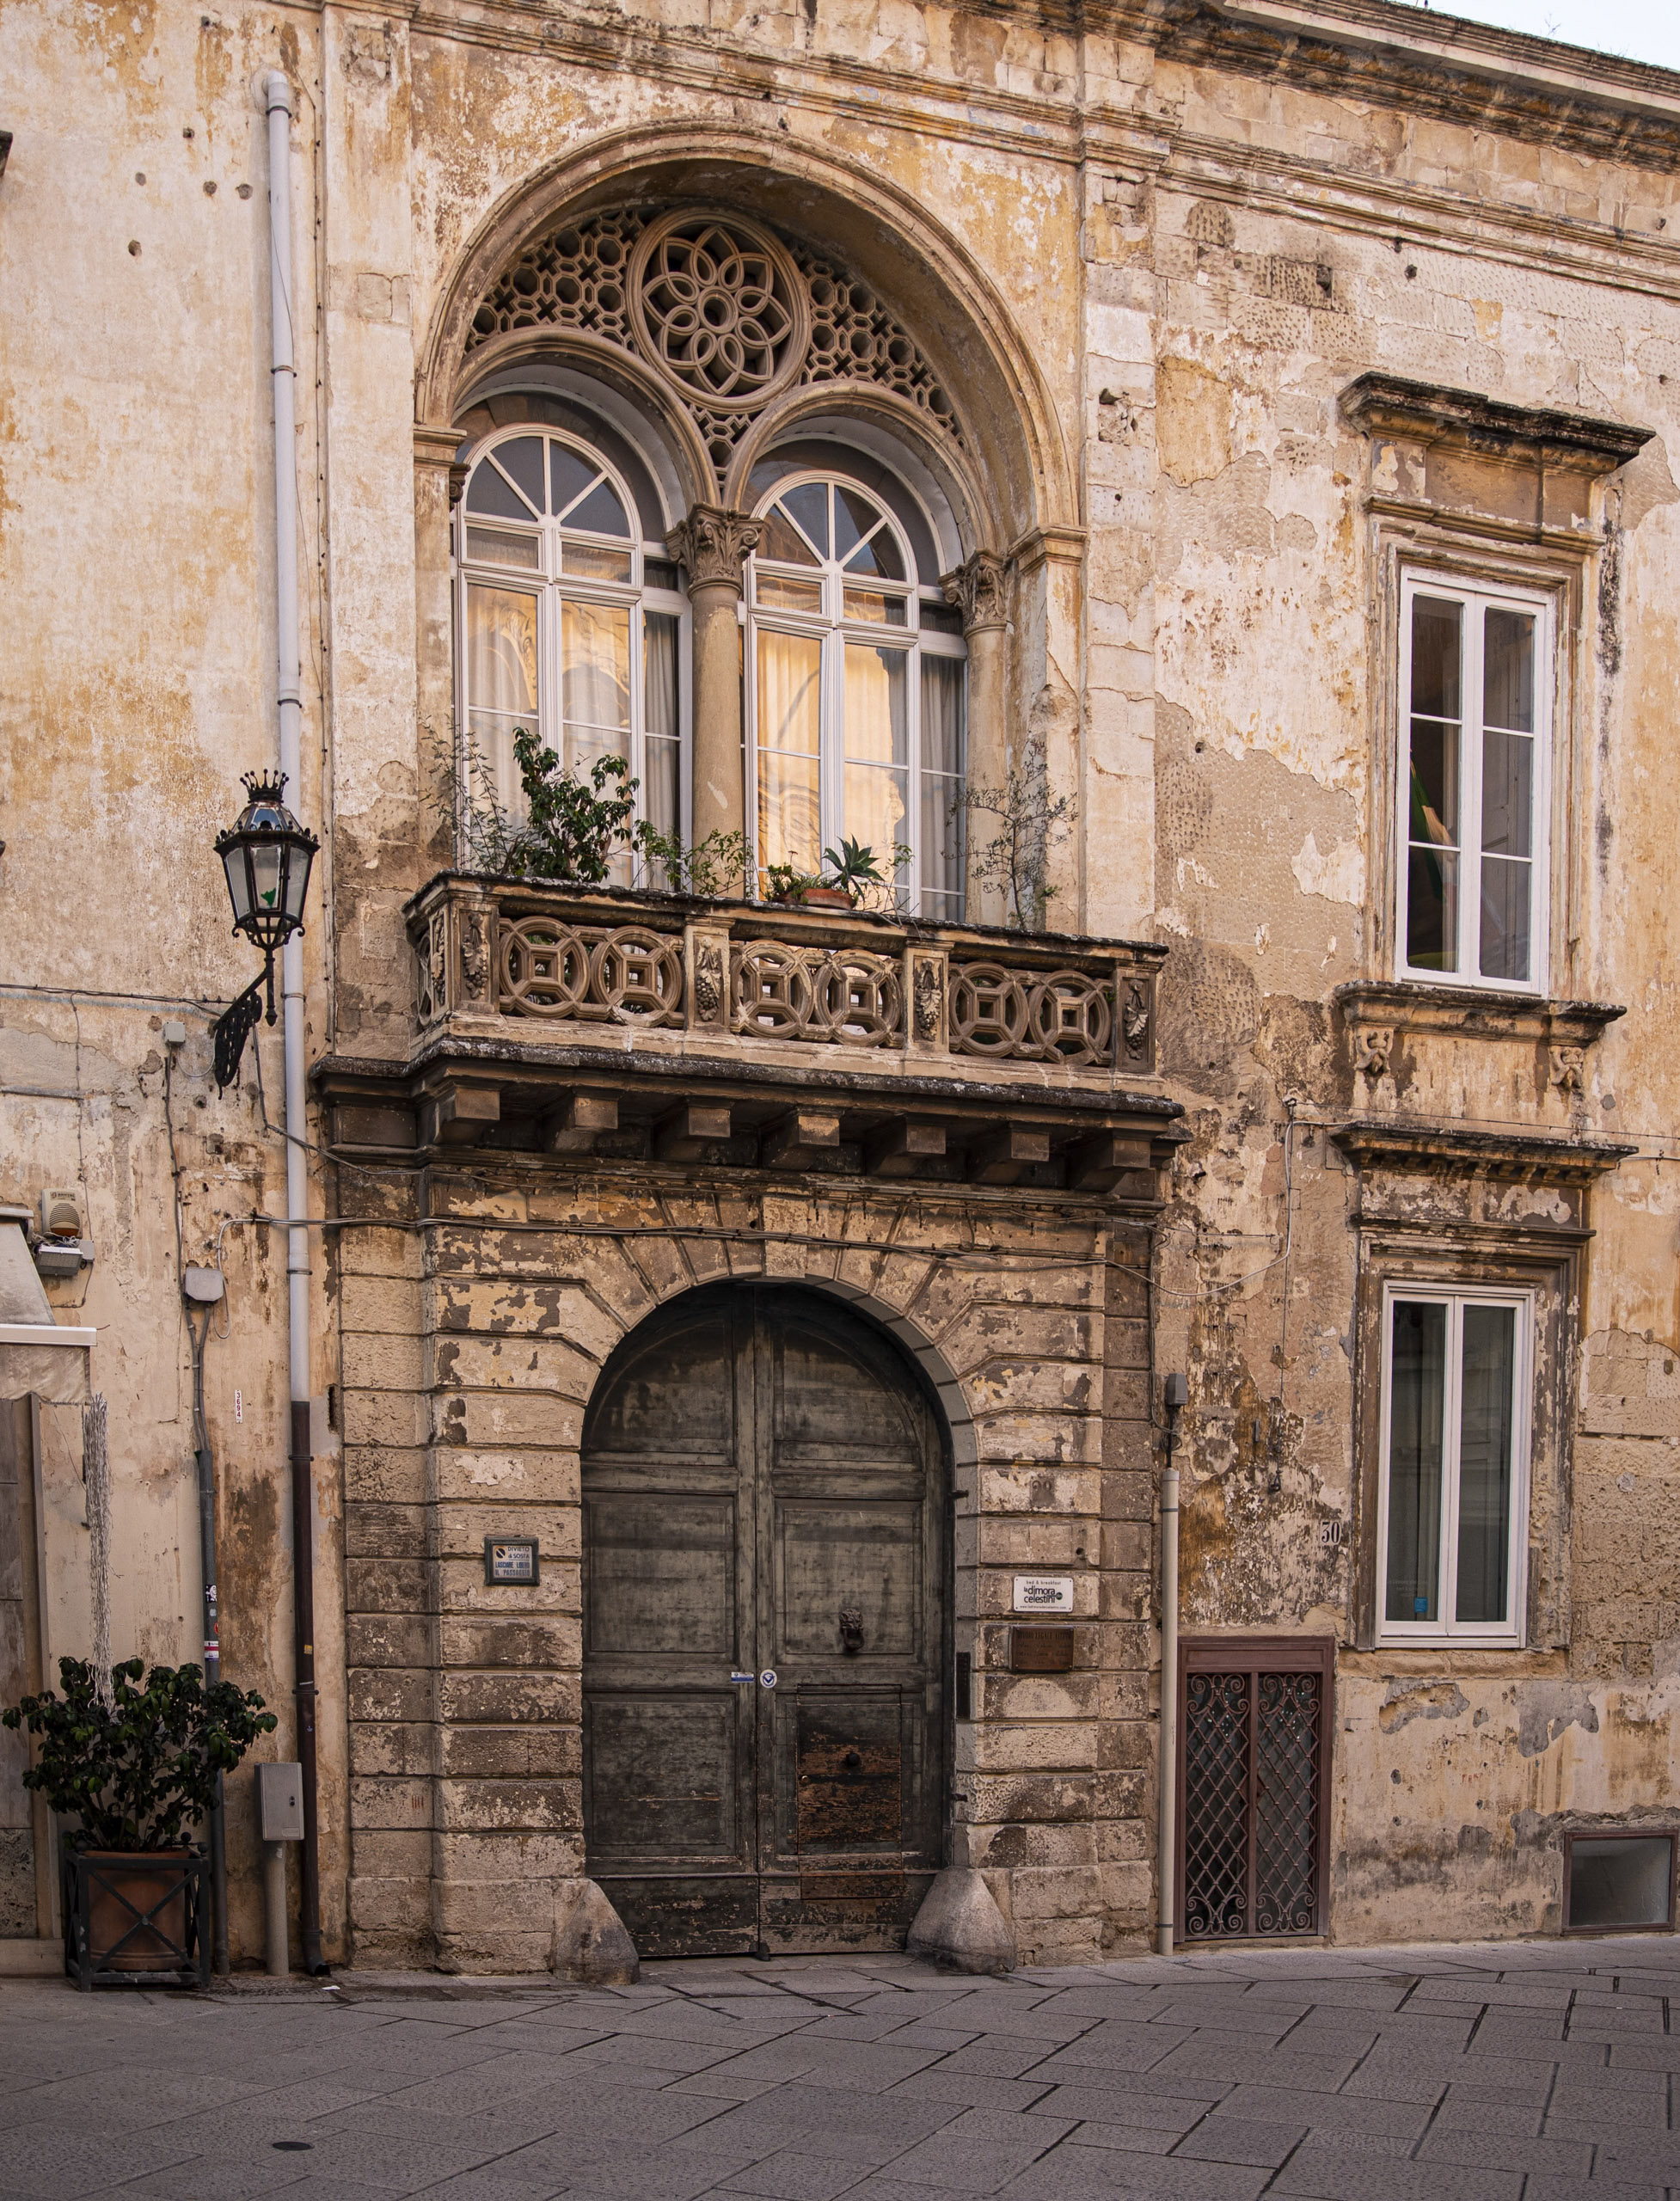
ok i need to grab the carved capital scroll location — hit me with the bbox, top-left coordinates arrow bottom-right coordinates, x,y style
666,505 -> 763,592
941,550 -> 1009,635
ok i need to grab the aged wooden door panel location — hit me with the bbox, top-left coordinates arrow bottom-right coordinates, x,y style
582,1284 -> 947,1959
1177,1636 -> 1334,1945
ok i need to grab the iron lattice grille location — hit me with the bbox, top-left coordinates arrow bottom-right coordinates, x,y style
1181,1653 -> 1327,1944
1254,1672 -> 1322,1935
1183,1672 -> 1252,1939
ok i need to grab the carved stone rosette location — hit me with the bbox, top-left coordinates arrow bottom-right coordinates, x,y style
941,551 -> 1009,634
666,506 -> 763,593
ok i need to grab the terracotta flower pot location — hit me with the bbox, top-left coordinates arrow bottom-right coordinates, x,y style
78,1849 -> 193,1971
795,886 -> 855,910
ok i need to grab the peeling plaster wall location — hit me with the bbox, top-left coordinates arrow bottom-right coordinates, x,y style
3,0 -> 1680,1966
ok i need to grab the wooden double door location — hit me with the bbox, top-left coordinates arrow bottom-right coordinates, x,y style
581,1284 -> 947,1958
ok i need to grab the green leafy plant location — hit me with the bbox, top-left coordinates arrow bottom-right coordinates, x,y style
507,731 -> 641,884
964,738 -> 1074,931
3,1658 -> 277,1851
765,862 -> 820,904
635,826 -> 753,900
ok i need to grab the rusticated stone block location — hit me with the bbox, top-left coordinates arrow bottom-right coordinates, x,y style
351,1721 -> 434,1778
344,1501 -> 427,1559
343,1445 -> 427,1505
346,1614 -> 434,1668
346,1557 -> 430,1614
349,1775 -> 434,1830
347,1666 -> 432,1724
436,1777 -> 582,1833
438,1670 -> 579,1725
440,1725 -> 581,1779
439,1615 -> 580,1668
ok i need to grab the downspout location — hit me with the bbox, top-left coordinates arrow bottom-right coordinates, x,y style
266,66 -> 325,1976
1156,1372 -> 1186,1957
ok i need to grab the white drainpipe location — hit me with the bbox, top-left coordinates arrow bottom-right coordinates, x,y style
265,67 -> 322,1973
1156,1373 -> 1186,1956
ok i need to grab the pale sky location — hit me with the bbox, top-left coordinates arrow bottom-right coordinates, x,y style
1389,0 -> 1680,73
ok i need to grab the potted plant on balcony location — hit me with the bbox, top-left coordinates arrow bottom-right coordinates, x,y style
3,1655 -> 276,1988
766,840 -> 911,911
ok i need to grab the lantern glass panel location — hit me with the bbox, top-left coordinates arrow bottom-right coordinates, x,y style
284,841 -> 313,924
248,841 -> 284,924
224,845 -> 254,925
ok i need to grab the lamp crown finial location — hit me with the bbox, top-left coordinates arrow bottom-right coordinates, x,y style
239,769 -> 289,805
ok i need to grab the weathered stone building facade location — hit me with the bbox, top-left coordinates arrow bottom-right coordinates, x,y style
2,0 -> 1678,1971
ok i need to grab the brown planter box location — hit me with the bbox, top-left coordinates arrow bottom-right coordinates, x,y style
63,1848 -> 208,1989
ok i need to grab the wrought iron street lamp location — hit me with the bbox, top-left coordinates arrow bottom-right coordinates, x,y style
210,771 -> 319,1089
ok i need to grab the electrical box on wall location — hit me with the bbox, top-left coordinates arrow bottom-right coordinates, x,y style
34,1186 -> 94,1297
257,1762 -> 305,1844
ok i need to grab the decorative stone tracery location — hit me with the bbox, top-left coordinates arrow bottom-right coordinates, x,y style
465,204 -> 962,486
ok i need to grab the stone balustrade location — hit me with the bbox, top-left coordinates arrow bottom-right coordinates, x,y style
409,874 -> 1162,1083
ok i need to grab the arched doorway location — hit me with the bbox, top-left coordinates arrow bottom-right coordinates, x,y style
581,1282 -> 949,1959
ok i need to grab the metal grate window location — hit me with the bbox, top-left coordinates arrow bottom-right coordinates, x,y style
1180,1639 -> 1333,1946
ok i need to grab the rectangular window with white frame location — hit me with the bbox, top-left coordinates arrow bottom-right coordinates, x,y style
1399,573 -> 1551,991
1376,1285 -> 1532,1645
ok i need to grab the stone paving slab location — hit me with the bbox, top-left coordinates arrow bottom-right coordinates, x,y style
1,1933 -> 1679,2198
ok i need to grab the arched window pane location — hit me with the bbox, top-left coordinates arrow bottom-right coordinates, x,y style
467,463 -> 533,522
550,442 -> 598,517
494,437 -> 547,515
567,479 -> 631,538
761,506 -> 820,567
782,483 -> 830,558
644,613 -> 682,855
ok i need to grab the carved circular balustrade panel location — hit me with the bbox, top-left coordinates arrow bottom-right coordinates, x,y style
590,927 -> 685,1025
499,918 -> 592,1017
951,963 -> 1115,1066
1028,972 -> 1113,1066
628,212 -> 807,412
733,945 -> 903,1046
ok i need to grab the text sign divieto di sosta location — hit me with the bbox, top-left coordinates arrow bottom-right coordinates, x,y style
1013,1574 -> 1075,1615
484,1536 -> 539,1586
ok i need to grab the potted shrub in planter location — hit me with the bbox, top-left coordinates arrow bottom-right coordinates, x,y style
3,1656 -> 276,1988
766,840 -> 911,911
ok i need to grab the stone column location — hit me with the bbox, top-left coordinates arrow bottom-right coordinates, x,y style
667,506 -> 763,847
943,552 -> 1009,926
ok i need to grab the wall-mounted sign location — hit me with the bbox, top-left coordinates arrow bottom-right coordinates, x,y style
1010,1626 -> 1076,1675
484,1536 -> 539,1585
1013,1573 -> 1075,1615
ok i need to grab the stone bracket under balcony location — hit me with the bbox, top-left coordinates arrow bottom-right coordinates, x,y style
312,875 -> 1185,1199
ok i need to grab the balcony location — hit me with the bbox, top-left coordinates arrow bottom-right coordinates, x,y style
319,876 -> 1181,1192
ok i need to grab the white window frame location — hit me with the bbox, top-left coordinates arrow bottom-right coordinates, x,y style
743,470 -> 966,919
1396,570 -> 1553,995
452,427 -> 693,875
1374,1282 -> 1533,1647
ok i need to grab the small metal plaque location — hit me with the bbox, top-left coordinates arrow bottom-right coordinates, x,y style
1013,1573 -> 1075,1615
1010,1626 -> 1076,1675
484,1536 -> 539,1586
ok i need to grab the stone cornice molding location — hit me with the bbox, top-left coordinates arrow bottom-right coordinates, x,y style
1335,983 -> 1627,1051
1340,377 -> 1654,476
414,424 -> 464,469
409,0 -> 1680,175
1143,0 -> 1680,174
666,506 -> 763,592
942,553 -> 1009,635
1007,526 -> 1086,577
1331,1118 -> 1635,1186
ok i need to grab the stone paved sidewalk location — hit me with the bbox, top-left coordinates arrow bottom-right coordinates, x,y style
2,1933 -> 1678,2200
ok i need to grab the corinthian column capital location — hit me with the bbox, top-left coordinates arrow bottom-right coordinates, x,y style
666,505 -> 763,592
941,550 -> 1009,635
